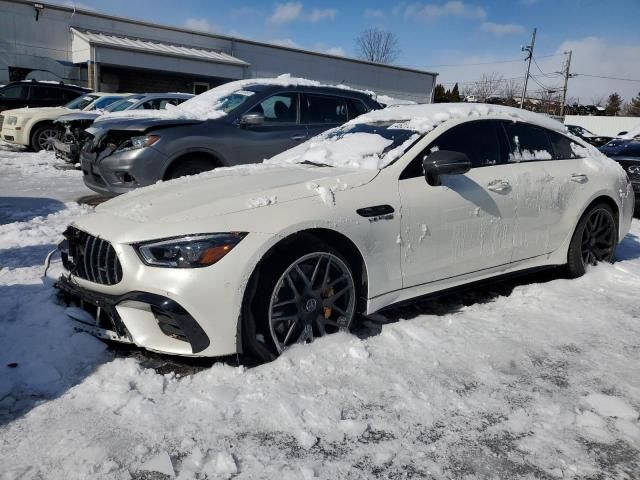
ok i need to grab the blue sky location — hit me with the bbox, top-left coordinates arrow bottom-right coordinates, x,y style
60,0 -> 640,102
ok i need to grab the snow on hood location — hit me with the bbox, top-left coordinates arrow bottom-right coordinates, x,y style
2,106 -> 71,116
95,74 -> 377,123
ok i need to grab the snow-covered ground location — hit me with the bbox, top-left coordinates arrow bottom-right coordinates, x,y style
1,141 -> 639,479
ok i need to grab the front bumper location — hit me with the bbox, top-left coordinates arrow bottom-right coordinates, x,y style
1,125 -> 28,145
80,145 -> 168,196
54,138 -> 81,163
56,275 -> 211,354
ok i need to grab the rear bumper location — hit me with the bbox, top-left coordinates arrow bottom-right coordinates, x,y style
56,275 -> 211,355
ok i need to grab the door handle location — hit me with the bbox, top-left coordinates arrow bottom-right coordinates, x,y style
487,179 -> 512,193
290,134 -> 307,141
570,173 -> 589,184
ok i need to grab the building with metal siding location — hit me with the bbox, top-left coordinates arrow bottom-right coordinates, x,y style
0,0 -> 437,102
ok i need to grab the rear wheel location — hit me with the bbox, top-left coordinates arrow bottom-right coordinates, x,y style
566,203 -> 617,277
30,124 -> 57,152
245,242 -> 357,361
165,157 -> 218,179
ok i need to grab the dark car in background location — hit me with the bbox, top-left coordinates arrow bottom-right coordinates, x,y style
80,81 -> 382,195
600,139 -> 640,215
566,125 -> 613,147
0,80 -> 90,113
54,92 -> 193,163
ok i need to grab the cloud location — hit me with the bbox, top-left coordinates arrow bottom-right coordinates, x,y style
229,6 -> 261,19
364,8 -> 384,18
267,2 -> 337,25
480,21 -> 525,36
324,47 -> 346,56
183,18 -> 217,33
269,38 -> 301,48
557,37 -> 640,102
403,1 -> 486,21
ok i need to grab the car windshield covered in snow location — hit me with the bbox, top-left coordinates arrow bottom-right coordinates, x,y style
268,122 -> 420,170
106,95 -> 145,112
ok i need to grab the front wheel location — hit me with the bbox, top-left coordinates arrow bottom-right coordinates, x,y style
30,125 -> 57,152
566,203 -> 617,278
165,158 -> 217,179
247,244 -> 357,360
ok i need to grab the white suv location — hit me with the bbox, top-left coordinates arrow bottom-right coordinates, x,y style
55,103 -> 634,360
1,92 -> 129,151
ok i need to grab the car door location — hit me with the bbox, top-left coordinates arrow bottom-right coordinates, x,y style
302,93 -> 349,139
232,91 -> 308,164
503,122 -> 587,261
398,120 -> 518,288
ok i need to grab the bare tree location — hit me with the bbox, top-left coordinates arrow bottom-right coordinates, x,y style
502,78 -> 522,105
471,72 -> 504,102
355,27 -> 400,64
591,95 -> 605,107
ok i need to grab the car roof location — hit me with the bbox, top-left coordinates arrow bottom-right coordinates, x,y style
348,102 -> 568,134
2,80 -> 90,91
133,92 -> 194,99
244,83 -> 375,99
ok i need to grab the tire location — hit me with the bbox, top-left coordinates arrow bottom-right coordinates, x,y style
566,203 -> 617,278
30,124 -> 57,152
243,239 -> 358,361
165,157 -> 217,179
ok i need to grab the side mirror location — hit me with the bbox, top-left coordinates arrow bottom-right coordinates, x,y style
422,150 -> 471,186
240,113 -> 264,126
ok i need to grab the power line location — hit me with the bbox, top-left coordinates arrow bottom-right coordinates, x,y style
402,53 -> 563,69
573,73 -> 640,83
532,55 -> 562,78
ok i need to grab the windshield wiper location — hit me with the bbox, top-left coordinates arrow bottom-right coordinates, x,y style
299,160 -> 332,167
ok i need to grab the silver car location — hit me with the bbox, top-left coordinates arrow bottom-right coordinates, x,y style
54,93 -> 193,163
79,83 -> 382,195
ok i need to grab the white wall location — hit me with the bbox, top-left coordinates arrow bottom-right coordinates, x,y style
564,115 -> 640,137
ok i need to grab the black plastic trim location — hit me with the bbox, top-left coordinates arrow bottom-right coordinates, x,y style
55,275 -> 210,353
356,205 -> 395,217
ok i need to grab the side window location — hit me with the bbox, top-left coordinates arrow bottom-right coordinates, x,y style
248,93 -> 298,123
61,89 -> 80,101
1,85 -> 28,99
302,94 -> 348,124
503,122 -> 554,162
347,98 -> 370,119
546,130 -> 580,159
401,120 -> 504,179
40,86 -> 67,101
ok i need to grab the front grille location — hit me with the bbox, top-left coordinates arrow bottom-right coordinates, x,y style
61,227 -> 122,285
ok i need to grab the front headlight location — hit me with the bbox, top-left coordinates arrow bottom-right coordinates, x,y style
6,116 -> 18,126
135,233 -> 247,268
114,134 -> 160,152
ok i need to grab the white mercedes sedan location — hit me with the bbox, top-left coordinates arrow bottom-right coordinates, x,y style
55,104 -> 634,360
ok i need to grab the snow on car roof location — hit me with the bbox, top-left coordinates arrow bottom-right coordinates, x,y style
348,102 -> 568,134
96,74 -> 377,122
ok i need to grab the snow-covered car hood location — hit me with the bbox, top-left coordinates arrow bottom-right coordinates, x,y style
55,111 -> 100,123
78,165 -> 378,242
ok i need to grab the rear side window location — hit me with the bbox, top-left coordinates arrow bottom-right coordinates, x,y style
1,85 -> 28,99
38,86 -> 67,101
503,122 -> 554,162
61,89 -> 81,101
303,94 -> 348,124
401,120 -> 504,179
546,130 -> 580,159
347,98 -> 370,119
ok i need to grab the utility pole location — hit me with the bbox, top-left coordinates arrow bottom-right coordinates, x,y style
519,27 -> 536,109
559,50 -> 573,117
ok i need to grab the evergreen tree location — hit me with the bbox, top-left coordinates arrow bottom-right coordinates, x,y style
433,84 -> 447,103
627,91 -> 640,116
605,93 -> 622,116
450,83 -> 461,102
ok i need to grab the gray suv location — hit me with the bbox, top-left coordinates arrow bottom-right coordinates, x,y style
80,83 -> 381,195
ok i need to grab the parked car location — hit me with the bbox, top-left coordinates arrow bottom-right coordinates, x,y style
566,124 -> 612,147
0,92 -> 130,151
79,80 -> 382,195
55,103 -> 633,360
54,92 -> 193,163
599,139 -> 640,214
0,80 -> 90,113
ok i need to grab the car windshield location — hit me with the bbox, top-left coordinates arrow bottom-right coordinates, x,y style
106,95 -> 144,112
190,89 -> 256,114
267,122 -> 420,170
64,94 -> 98,110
